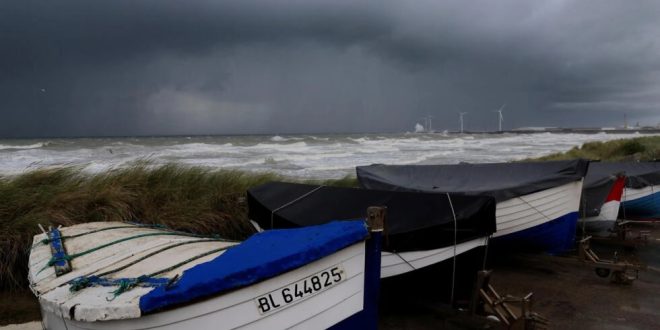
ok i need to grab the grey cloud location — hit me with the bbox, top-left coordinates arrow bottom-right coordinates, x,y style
1,0 -> 659,137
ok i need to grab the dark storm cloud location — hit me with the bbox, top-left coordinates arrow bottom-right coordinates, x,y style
1,0 -> 659,137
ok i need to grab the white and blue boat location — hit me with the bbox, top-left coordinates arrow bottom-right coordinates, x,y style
592,162 -> 660,219
29,218 -> 383,330
579,164 -> 626,234
357,160 -> 590,253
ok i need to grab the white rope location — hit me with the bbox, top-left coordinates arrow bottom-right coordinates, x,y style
651,184 -> 657,214
482,236 -> 490,270
580,194 -> 587,239
621,176 -> 629,220
270,186 -> 323,228
446,193 -> 458,304
394,252 -> 417,272
516,195 -> 552,222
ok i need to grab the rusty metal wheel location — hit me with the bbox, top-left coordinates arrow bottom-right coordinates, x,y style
595,267 -> 611,278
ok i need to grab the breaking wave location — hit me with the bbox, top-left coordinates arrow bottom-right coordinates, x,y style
0,142 -> 50,150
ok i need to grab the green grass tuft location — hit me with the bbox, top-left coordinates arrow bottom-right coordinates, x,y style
531,136 -> 660,161
0,164 -> 281,291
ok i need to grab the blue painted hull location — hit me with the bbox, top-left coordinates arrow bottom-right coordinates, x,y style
621,191 -> 660,218
331,224 -> 382,330
493,212 -> 578,254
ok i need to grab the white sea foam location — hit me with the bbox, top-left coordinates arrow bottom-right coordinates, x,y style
270,135 -> 304,142
0,133 -> 656,179
0,142 -> 48,150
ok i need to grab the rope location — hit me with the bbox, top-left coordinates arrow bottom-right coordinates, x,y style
393,251 -> 417,272
270,186 -> 323,229
651,184 -> 657,216
33,224 -> 235,254
69,245 -> 232,299
147,246 -> 229,278
482,236 -> 490,271
112,246 -> 230,298
580,189 -> 587,240
446,193 -> 458,305
41,232 -> 209,272
39,225 -> 161,245
95,239 -> 229,278
516,195 -> 552,222
37,224 -> 236,246
621,176 -> 628,220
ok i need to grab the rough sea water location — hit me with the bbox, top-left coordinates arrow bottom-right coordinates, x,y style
0,132 -> 652,179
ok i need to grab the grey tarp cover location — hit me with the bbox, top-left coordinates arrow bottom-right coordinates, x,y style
356,159 -> 589,203
590,162 -> 660,189
582,163 -> 625,217
247,182 -> 497,252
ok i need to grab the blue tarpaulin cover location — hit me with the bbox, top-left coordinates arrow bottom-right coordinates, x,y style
139,220 -> 368,313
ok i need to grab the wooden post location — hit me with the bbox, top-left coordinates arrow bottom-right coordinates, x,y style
470,270 -> 490,315
331,206 -> 385,330
366,206 -> 386,233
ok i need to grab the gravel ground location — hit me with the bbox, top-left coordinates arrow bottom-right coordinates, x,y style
380,222 -> 660,329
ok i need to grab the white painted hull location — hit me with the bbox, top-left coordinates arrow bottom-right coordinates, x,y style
622,185 -> 659,202
30,222 -> 369,330
493,180 -> 583,237
350,181 -> 582,277
41,243 -> 366,330
579,200 -> 619,233
380,237 -> 488,278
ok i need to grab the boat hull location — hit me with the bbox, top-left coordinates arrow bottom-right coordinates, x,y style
380,237 -> 488,278
492,180 -> 583,253
579,199 -> 620,235
41,243 -> 367,330
621,187 -> 660,218
379,246 -> 488,305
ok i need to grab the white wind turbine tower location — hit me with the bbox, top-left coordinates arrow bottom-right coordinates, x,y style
421,116 -> 434,133
459,112 -> 467,133
493,104 -> 505,132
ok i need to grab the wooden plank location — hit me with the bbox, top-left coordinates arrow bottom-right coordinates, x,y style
47,228 -> 72,276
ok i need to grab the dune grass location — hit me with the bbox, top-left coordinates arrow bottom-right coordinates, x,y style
0,164 -> 282,291
531,136 -> 660,161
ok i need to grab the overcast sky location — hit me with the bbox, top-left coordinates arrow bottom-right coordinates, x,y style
1,0 -> 659,137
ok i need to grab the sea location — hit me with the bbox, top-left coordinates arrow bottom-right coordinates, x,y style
0,132 -> 652,179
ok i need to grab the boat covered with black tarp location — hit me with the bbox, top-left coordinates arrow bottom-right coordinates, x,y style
248,181 -> 497,279
356,160 -> 590,253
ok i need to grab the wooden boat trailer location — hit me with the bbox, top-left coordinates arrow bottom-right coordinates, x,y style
578,236 -> 645,284
469,270 -> 548,329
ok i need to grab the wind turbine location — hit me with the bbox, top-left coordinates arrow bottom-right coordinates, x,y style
420,116 -> 434,133
459,112 -> 467,133
493,104 -> 505,132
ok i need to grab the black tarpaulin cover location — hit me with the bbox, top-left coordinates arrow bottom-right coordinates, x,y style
582,163 -> 625,217
247,182 -> 497,252
356,159 -> 589,202
590,162 -> 660,189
